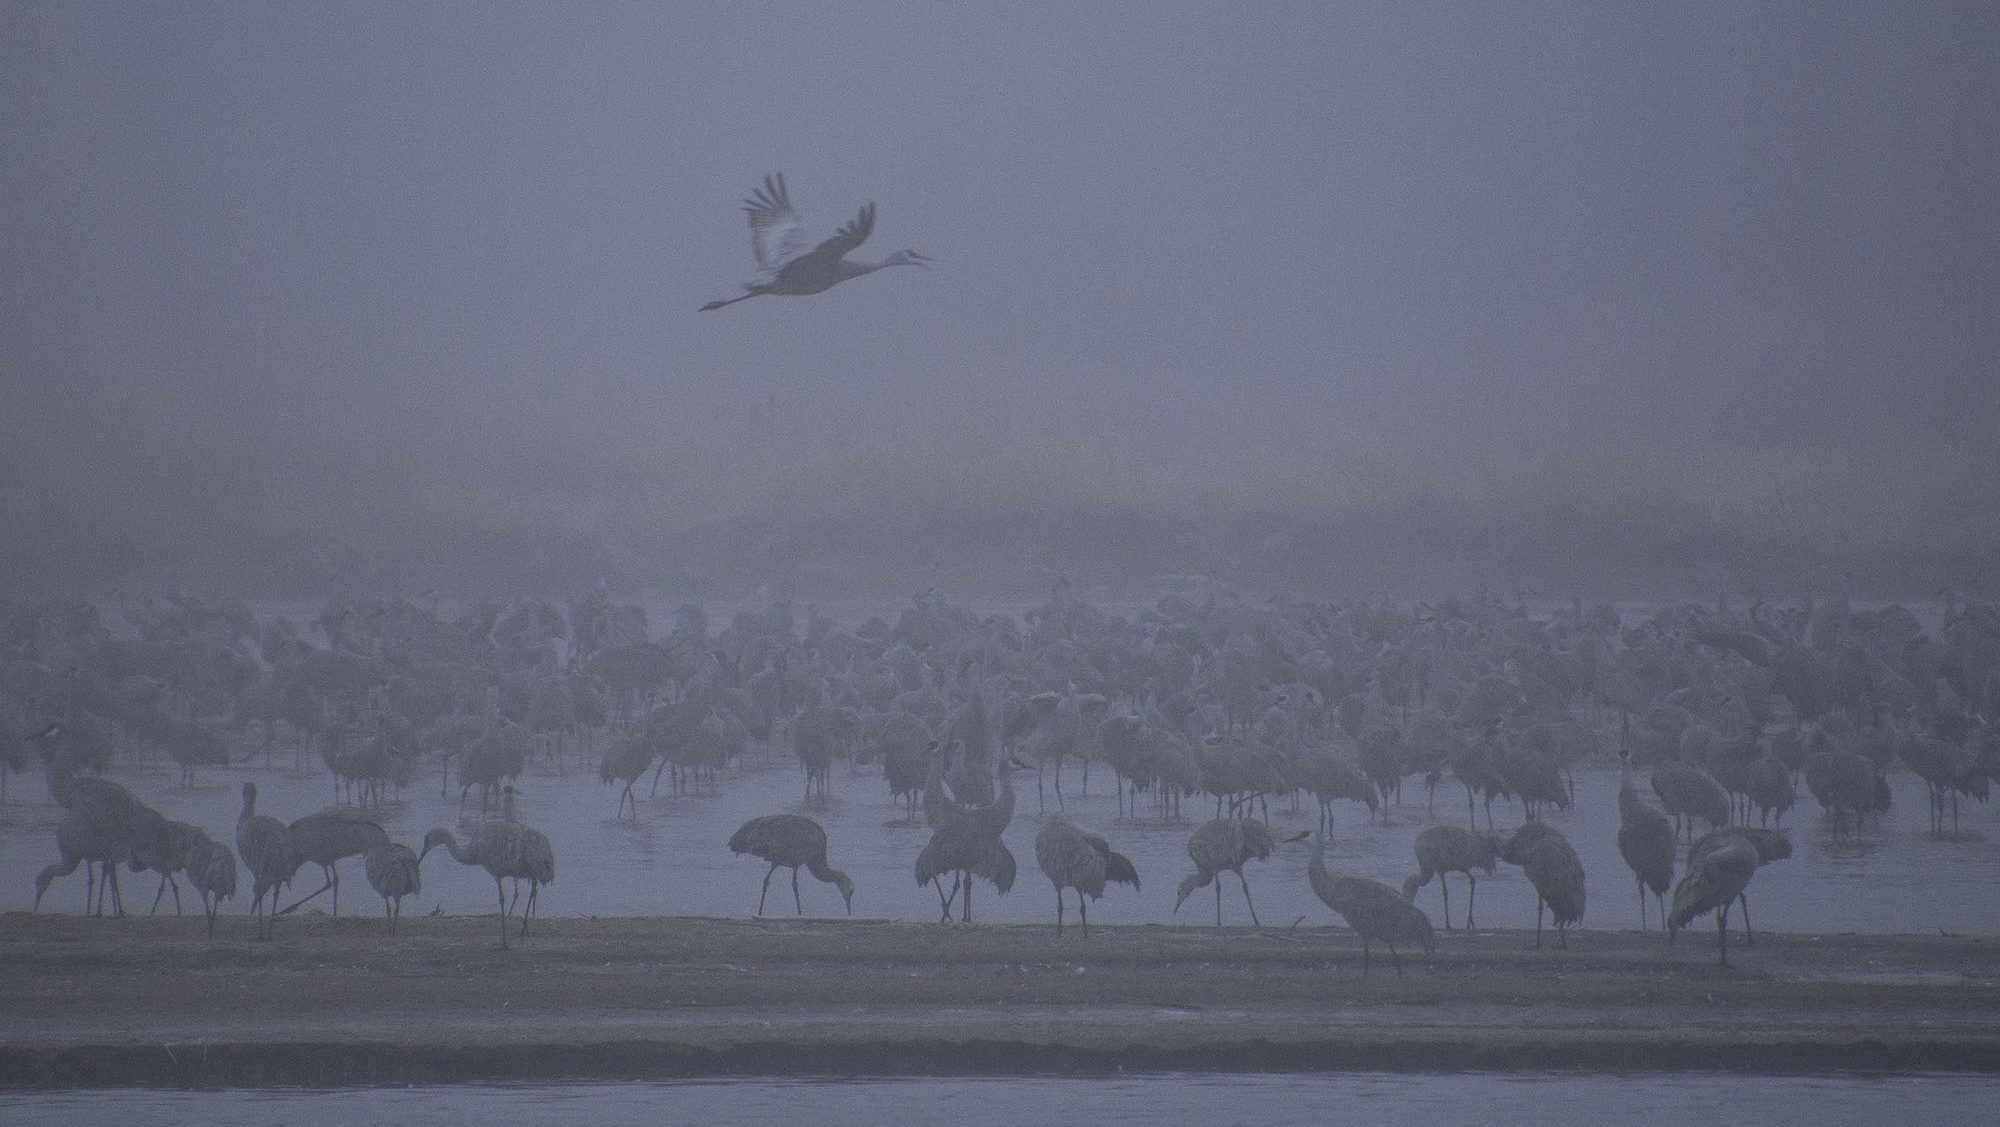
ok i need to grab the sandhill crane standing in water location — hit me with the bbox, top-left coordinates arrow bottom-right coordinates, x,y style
1401,824 -> 1502,930
364,842 -> 422,933
728,813 -> 855,917
236,781 -> 298,940
420,787 -> 556,949
1651,758 -> 1730,842
700,173 -> 929,311
1033,817 -> 1139,937
1311,835 -> 1435,976
1173,818 -> 1305,928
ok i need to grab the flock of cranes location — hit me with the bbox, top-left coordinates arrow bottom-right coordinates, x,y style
7,585 -> 1999,972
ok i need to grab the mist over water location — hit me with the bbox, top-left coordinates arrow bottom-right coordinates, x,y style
3,4 -> 1997,601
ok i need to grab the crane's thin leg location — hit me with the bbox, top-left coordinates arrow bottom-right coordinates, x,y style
1533,896 -> 1545,948
152,875 -> 170,915
331,867 -> 340,916
494,876 -> 509,950
384,896 -> 394,932
1214,880 -> 1223,927
758,864 -> 776,916
792,868 -> 804,915
282,869 -> 335,915
1637,878 -> 1647,929
1238,871 -> 1261,928
1054,884 -> 1064,935
1079,891 -> 1089,939
1441,876 -> 1452,930
962,874 -> 973,923
1467,873 -> 1478,930
1717,902 -> 1730,966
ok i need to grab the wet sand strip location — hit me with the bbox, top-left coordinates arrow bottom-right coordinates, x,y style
4,914 -> 1997,1086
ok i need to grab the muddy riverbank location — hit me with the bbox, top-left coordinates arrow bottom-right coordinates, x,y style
3,913 -> 1996,1086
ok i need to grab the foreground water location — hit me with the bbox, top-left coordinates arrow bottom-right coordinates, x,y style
3,747 -> 1995,936
8,1072 -> 1999,1126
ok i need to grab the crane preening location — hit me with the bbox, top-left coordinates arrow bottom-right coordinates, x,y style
700,173 -> 929,311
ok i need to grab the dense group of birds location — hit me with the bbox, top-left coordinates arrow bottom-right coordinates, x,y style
5,583 -> 1997,972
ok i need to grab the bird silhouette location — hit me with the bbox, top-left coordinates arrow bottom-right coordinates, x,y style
235,781 -> 298,940
1401,824 -> 1502,930
917,744 -> 1020,920
1173,818 -> 1304,927
1501,821 -> 1585,948
281,807 -> 389,916
1033,817 -> 1139,937
1311,834 -> 1435,976
1650,757 -> 1730,841
1671,826 -> 1791,963
419,788 -> 556,949
33,809 -> 131,916
700,173 -> 929,311
598,730 -> 656,820
363,842 -> 422,933
186,834 -> 238,937
728,813 -> 855,916
914,817 -> 1016,923
1668,831 -> 1760,965
1616,766 -> 1677,930
126,812 -> 203,916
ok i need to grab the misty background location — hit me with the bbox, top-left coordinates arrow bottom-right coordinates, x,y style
3,3 -> 1996,603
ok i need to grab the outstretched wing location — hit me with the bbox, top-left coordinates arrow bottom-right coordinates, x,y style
786,201 -> 875,275
743,173 -> 810,271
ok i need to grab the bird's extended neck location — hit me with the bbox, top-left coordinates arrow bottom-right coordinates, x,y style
699,288 -> 766,312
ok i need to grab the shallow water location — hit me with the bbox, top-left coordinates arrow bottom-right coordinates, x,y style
3,746 -> 1996,938
6,1072 -> 1998,1126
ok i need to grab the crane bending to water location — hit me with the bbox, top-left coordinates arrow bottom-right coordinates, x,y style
700,173 -> 929,311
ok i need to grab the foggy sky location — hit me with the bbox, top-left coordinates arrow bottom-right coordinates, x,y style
3,3 -> 1997,599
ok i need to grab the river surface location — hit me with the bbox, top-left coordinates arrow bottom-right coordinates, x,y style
2,742 -> 1996,937
6,1072 -> 1998,1126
